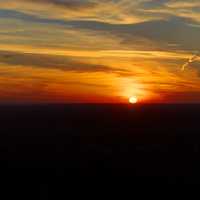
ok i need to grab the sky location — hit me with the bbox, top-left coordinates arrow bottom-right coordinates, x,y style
0,0 -> 200,103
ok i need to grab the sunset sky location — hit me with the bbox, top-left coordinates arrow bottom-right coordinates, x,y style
0,0 -> 200,103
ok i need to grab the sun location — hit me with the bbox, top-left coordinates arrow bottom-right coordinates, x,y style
129,96 -> 138,104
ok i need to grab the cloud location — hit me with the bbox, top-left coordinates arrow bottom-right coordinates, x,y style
0,0 -> 98,12
1,1 -> 200,53
181,52 -> 200,71
140,0 -> 170,9
140,0 -> 200,24
24,0 -> 97,10
0,0 -> 161,24
2,8 -> 199,53
64,17 -> 200,52
1,0 -> 200,25
0,50 -> 129,74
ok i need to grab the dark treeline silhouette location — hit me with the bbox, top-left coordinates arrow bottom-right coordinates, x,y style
2,104 -> 200,192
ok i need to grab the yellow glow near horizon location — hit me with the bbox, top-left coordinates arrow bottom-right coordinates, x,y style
129,96 -> 138,104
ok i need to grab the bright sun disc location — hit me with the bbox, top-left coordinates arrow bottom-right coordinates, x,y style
129,96 -> 138,104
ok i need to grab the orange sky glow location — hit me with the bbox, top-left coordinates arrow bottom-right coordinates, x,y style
0,0 -> 200,103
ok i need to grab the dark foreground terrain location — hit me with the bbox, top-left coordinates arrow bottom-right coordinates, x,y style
2,104 -> 200,191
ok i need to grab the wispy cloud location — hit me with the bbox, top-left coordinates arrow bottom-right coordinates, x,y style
0,0 -> 162,24
0,50 -> 130,75
181,52 -> 200,71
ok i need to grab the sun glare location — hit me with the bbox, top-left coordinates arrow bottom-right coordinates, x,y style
129,96 -> 138,104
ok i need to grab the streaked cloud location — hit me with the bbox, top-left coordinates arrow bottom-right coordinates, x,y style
0,0 -> 162,24
0,50 -> 131,75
